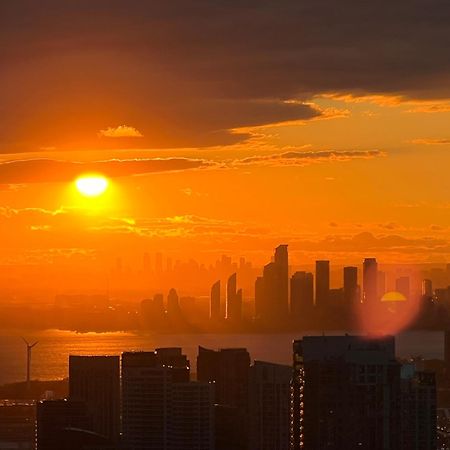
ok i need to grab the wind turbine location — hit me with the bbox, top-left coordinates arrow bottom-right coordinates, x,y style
22,338 -> 38,392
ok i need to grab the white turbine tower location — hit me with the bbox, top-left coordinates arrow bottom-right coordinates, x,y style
22,338 -> 38,392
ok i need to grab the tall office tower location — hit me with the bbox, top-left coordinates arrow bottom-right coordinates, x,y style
249,361 -> 291,450
69,355 -> 120,443
396,276 -> 411,299
122,349 -> 190,450
37,399 -> 110,450
315,260 -> 330,308
257,245 -> 289,322
400,365 -> 437,449
290,271 -> 314,319
210,280 -> 221,320
274,244 -> 289,315
226,273 -> 237,319
422,279 -> 433,297
291,335 -> 402,449
167,288 -> 180,316
363,258 -> 378,304
343,266 -> 358,305
170,382 -> 215,450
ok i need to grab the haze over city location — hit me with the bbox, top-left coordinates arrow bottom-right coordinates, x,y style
1,1 -> 450,449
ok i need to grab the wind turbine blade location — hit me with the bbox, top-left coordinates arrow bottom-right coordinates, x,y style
30,342 -> 39,348
21,337 -> 30,346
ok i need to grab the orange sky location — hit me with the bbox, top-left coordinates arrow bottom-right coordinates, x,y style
1,1 -> 450,283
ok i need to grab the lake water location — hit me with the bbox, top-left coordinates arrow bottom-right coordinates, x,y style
0,330 -> 444,385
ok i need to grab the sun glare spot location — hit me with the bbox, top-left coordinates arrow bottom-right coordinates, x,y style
75,175 -> 109,197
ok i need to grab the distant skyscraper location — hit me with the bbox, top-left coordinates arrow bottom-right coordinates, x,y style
363,258 -> 378,304
257,245 -> 289,322
226,273 -> 242,321
290,271 -> 314,318
210,280 -> 221,320
274,244 -> 289,316
69,355 -> 120,443
167,288 -> 180,316
378,270 -> 386,297
396,276 -> 410,299
343,266 -> 358,305
315,260 -> 330,308
226,273 -> 237,319
249,361 -> 291,450
254,276 -> 265,320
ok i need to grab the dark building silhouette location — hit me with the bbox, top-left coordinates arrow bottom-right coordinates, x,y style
197,346 -> 250,413
226,273 -> 241,321
249,361 -> 291,450
167,288 -> 180,316
315,260 -> 330,308
214,405 -> 246,450
290,335 -> 436,450
69,355 -> 120,443
121,348 -> 212,450
400,365 -> 437,449
343,266 -> 358,305
378,270 -> 386,298
290,271 -> 314,321
197,347 -> 250,448
363,258 -> 378,304
254,276 -> 265,320
422,279 -> 433,297
170,381 -> 214,450
256,245 -> 289,323
36,399 -> 101,450
0,402 -> 35,450
210,280 -> 221,320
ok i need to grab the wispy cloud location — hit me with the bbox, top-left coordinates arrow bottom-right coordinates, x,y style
410,138 -> 450,145
233,150 -> 384,167
98,125 -> 144,138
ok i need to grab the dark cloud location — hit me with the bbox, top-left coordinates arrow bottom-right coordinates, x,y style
0,158 -> 211,183
0,0 -> 449,152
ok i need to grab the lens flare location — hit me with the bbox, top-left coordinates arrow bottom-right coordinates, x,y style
75,175 -> 109,197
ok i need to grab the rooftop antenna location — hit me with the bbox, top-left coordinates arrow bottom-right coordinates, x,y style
22,338 -> 38,392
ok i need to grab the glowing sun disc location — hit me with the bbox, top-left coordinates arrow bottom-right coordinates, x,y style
75,175 -> 109,197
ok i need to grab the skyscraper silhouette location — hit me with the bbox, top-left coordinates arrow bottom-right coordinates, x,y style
290,271 -> 314,320
363,258 -> 378,304
210,280 -> 221,320
68,355 -> 120,443
256,245 -> 289,323
226,273 -> 242,321
315,260 -> 330,308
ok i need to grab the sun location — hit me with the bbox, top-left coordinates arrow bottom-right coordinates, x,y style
75,174 -> 109,197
